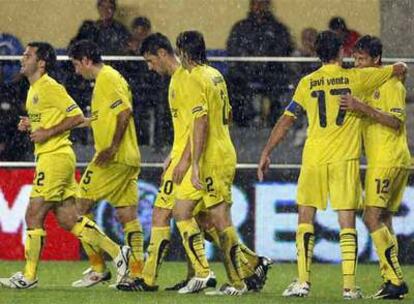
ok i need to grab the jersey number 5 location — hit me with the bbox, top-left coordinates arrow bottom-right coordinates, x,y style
311,88 -> 351,127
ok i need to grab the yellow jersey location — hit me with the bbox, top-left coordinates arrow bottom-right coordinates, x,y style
285,64 -> 393,165
363,77 -> 411,168
91,64 -> 140,167
26,74 -> 83,156
188,64 -> 236,164
169,66 -> 191,159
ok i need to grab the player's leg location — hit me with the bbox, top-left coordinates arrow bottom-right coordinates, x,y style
207,201 -> 250,294
141,172 -> 175,290
363,167 -> 408,299
337,209 -> 359,298
74,197 -> 109,285
54,196 -> 130,282
174,199 -> 210,278
329,160 -> 361,299
283,164 -> 326,297
141,207 -> 171,289
116,206 -> 144,280
197,210 -> 269,286
0,198 -> 53,289
173,198 -> 215,294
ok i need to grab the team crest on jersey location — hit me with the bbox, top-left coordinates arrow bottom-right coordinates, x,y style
373,90 -> 380,100
32,95 -> 39,104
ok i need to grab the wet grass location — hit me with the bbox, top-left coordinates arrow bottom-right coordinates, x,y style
0,261 -> 413,304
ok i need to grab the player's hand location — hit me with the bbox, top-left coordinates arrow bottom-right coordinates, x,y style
95,146 -> 116,167
191,163 -> 203,190
30,127 -> 52,143
172,158 -> 190,185
18,116 -> 31,132
257,152 -> 271,182
340,94 -> 360,111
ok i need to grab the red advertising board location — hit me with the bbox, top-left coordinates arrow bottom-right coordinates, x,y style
0,169 -> 80,260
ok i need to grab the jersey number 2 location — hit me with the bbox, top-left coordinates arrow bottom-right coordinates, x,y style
311,88 -> 351,127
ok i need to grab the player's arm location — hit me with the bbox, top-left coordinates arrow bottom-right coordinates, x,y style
340,94 -> 401,130
191,114 -> 208,190
30,114 -> 84,143
257,114 -> 295,181
95,108 -> 132,166
172,138 -> 191,185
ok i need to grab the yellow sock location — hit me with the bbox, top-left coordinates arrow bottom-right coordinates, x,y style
219,226 -> 248,288
124,219 -> 144,278
371,226 -> 403,285
206,226 -> 255,278
176,218 -> 209,277
340,228 -> 358,290
296,223 -> 314,284
239,242 -> 259,268
71,216 -> 120,260
378,233 -> 398,282
23,229 -> 46,281
142,226 -> 170,285
392,233 -> 399,257
81,213 -> 106,273
205,227 -> 221,247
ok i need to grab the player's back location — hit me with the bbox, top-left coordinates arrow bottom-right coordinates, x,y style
189,65 -> 236,164
169,66 -> 191,159
291,64 -> 393,165
92,64 -> 140,167
363,78 -> 411,168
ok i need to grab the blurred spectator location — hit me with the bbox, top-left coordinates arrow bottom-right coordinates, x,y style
226,0 -> 293,127
0,33 -> 24,84
291,28 -> 320,147
329,16 -> 360,57
291,27 -> 320,83
126,16 -> 152,55
70,0 -> 129,55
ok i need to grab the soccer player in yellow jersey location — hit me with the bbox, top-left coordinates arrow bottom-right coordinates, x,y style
117,33 -> 266,293
257,31 -> 407,299
339,35 -> 409,300
173,31 -> 269,296
67,40 -> 143,287
0,42 -> 130,289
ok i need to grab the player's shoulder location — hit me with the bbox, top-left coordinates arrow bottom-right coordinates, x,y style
98,64 -> 124,84
192,64 -> 224,87
382,77 -> 405,91
172,65 -> 189,81
37,74 -> 67,95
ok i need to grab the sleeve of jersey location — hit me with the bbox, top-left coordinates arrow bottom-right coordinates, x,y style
188,76 -> 208,119
360,65 -> 393,96
284,80 -> 306,118
46,85 -> 83,117
103,76 -> 132,115
386,82 -> 407,122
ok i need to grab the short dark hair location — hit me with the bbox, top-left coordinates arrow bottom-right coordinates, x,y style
176,31 -> 207,64
315,30 -> 342,63
68,40 -> 102,64
354,35 -> 383,61
97,0 -> 116,10
140,33 -> 174,56
27,42 -> 56,73
131,16 -> 151,30
329,16 -> 347,31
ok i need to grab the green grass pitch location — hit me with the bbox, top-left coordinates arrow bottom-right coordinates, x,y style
0,261 -> 412,304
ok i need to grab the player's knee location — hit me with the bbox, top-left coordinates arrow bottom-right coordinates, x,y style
152,207 -> 172,226
363,209 -> 381,232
